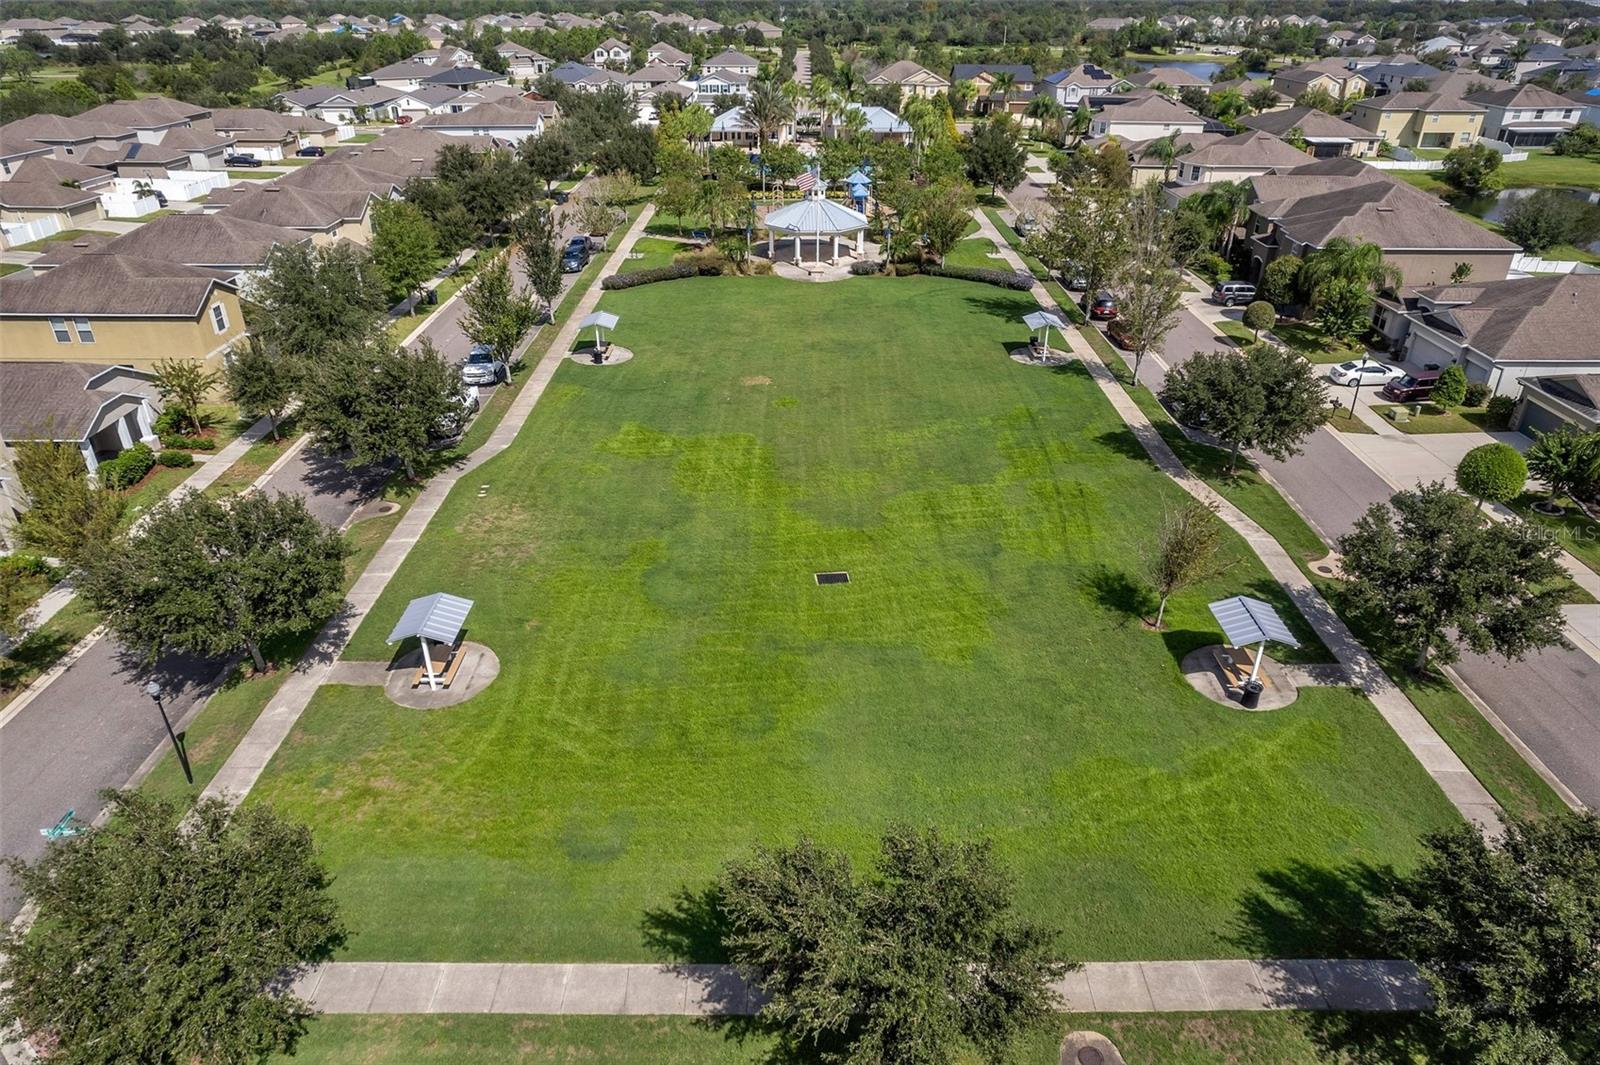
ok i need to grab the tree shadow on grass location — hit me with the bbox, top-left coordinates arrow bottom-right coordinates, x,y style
1230,859 -> 1398,960
957,290 -> 1040,322
640,883 -> 732,964
1081,564 -> 1155,628
1093,426 -> 1159,466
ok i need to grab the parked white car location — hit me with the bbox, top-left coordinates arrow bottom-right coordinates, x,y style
1327,359 -> 1405,388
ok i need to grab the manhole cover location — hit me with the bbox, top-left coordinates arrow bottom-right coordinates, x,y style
1076,1049 -> 1104,1065
814,571 -> 850,585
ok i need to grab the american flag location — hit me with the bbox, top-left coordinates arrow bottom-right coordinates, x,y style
795,167 -> 817,193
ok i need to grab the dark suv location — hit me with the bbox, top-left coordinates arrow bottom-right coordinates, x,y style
561,236 -> 591,272
1380,370 -> 1442,403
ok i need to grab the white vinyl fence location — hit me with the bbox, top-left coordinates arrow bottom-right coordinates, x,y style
1510,253 -> 1600,275
111,170 -> 230,204
0,215 -> 62,249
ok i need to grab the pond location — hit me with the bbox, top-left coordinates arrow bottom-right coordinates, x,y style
1131,59 -> 1270,82
1460,186 -> 1600,252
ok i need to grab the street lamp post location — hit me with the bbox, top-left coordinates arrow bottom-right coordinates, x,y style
145,681 -> 193,785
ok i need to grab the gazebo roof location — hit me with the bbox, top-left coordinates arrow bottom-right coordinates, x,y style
763,191 -> 869,236
387,592 -> 473,645
1208,595 -> 1300,648
845,168 -> 872,186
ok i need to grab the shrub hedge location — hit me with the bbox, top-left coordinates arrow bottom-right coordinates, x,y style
156,449 -> 195,469
602,262 -> 718,290
1463,380 -> 1491,407
924,264 -> 1035,290
849,261 -> 883,275
161,433 -> 215,451
98,442 -> 155,490
1486,395 -> 1516,428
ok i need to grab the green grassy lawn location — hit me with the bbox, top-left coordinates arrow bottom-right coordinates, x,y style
1368,403 -> 1491,434
624,236 -> 686,271
1270,321 -> 1366,364
1326,407 -> 1377,434
108,209 -> 177,222
1509,492 -> 1600,576
0,263 -> 24,277
944,235 -> 1002,268
226,170 -> 275,180
1080,325 -> 1564,821
276,1011 -> 1448,1064
12,229 -> 91,252
250,275 -> 1460,963
347,132 -> 381,143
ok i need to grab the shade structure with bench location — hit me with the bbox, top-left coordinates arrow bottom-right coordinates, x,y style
1022,310 -> 1067,361
387,592 -> 474,692
576,310 -> 621,363
1207,595 -> 1301,709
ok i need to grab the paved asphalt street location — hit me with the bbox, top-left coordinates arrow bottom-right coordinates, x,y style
1127,299 -> 1600,809
0,184 -> 596,920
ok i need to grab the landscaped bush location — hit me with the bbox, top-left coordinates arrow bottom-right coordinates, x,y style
675,249 -> 735,275
1485,395 -> 1516,428
601,263 -> 697,290
97,443 -> 155,490
924,264 -> 1034,290
1463,381 -> 1491,407
160,433 -> 215,451
849,260 -> 883,275
0,554 -> 62,583
156,450 -> 195,469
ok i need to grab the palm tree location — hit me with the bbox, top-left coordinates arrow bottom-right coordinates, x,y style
746,80 -> 796,193
1246,84 -> 1280,114
1211,88 -> 1248,124
949,78 -> 977,117
1066,100 -> 1094,145
1301,237 -> 1402,302
1194,180 -> 1250,259
902,95 -> 943,156
1139,132 -> 1193,182
987,71 -> 1017,114
1025,95 -> 1066,145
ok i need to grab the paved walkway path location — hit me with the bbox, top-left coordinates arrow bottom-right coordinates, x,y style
289,958 -> 1430,1015
201,205 -> 658,806
979,213 -> 1503,835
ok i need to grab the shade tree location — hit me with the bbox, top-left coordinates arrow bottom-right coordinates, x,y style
1160,344 -> 1329,473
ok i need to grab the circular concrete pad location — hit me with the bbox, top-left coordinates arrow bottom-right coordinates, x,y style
568,345 -> 635,367
383,641 -> 500,709
1009,344 -> 1071,367
1062,1031 -> 1125,1065
1181,645 -> 1299,711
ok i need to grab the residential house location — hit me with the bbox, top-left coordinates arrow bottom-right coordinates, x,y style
0,137 -> 53,178
1244,157 -> 1517,287
1363,61 -> 1447,95
703,49 -> 760,77
868,60 -> 950,100
1467,83 -> 1582,147
1509,43 -> 1574,83
1241,106 -> 1383,157
0,253 -> 245,372
950,64 -> 1036,115
1382,275 -> 1600,399
211,184 -> 377,244
1325,29 -> 1378,51
76,97 -> 210,143
1038,63 -> 1122,106
496,43 -> 552,79
1128,132 -> 1222,185
1419,35 -> 1464,55
0,181 -> 106,238
364,60 -> 444,91
708,106 -> 790,147
826,104 -> 912,144
157,127 -> 236,171
1349,90 -> 1484,149
626,64 -> 686,95
1089,94 -> 1207,141
687,18 -> 724,36
421,67 -> 507,92
734,19 -> 782,40
1270,59 -> 1370,104
412,98 -> 559,145
409,45 -> 473,67
1166,129 -> 1312,185
0,113 -> 138,160
690,70 -> 752,104
591,37 -> 632,67
0,363 -> 164,503
71,213 -> 308,283
278,86 -> 410,123
1126,66 -> 1211,93
1086,17 -> 1135,34
1512,373 -> 1600,435
204,109 -> 339,158
10,155 -> 116,197
647,42 -> 692,68
74,141 -> 196,181
549,61 -> 604,87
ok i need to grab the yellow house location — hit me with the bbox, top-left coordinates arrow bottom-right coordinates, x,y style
209,184 -> 376,245
1349,91 -> 1485,150
868,60 -> 951,100
0,252 -> 245,373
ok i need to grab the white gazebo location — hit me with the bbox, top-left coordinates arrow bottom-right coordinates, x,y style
762,180 -> 870,265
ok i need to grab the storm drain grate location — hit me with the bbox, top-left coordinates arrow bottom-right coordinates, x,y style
814,571 -> 850,585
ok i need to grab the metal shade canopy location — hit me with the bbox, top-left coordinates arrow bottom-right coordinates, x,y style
578,311 -> 619,331
1023,311 -> 1067,331
1208,595 -> 1300,649
388,592 -> 474,646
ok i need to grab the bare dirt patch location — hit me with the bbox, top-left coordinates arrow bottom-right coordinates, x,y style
742,375 -> 772,386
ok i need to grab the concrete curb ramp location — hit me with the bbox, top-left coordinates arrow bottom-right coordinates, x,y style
290,959 -> 1431,1015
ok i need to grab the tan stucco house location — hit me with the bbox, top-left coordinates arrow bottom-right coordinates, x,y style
1349,90 -> 1484,149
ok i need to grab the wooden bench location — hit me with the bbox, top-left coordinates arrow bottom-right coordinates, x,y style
412,640 -> 467,690
1211,646 -> 1262,690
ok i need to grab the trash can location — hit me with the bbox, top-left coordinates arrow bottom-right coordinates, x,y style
424,288 -> 438,306
1240,679 -> 1264,709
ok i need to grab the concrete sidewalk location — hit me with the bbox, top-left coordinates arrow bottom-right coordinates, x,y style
290,958 -> 1430,1015
201,205 -> 658,807
981,216 -> 1503,835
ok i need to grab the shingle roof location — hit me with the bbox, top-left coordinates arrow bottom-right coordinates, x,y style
871,59 -> 947,85
1096,94 -> 1203,122
95,213 -> 309,269
77,97 -> 210,128
1466,82 -> 1575,109
413,98 -> 557,129
1242,106 -> 1381,142
213,185 -> 374,231
1128,65 -> 1211,88
0,112 -> 129,144
10,155 -> 114,188
423,66 -> 505,87
1179,129 -> 1311,169
1353,90 -> 1482,113
0,180 -> 101,210
0,253 -> 234,317
0,362 -> 159,442
704,49 -> 758,67
1413,275 -> 1600,362
1260,164 -> 1516,252
951,63 -> 1036,82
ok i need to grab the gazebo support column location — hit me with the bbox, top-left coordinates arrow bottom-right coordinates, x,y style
767,231 -> 773,256
856,230 -> 864,255
831,234 -> 839,262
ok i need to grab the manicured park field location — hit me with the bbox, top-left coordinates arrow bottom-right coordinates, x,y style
250,275 -> 1459,962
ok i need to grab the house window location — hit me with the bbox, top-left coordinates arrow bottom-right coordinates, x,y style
49,317 -> 71,343
72,317 -> 94,343
1534,110 -> 1545,120
210,304 -> 229,333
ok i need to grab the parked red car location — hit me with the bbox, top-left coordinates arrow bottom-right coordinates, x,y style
1106,316 -> 1136,348
395,115 -> 413,125
1086,290 -> 1118,320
